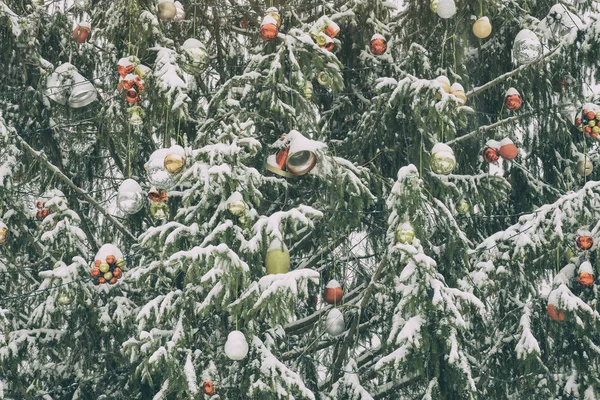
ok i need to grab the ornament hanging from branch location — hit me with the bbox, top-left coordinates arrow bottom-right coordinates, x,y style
90,244 -> 125,285
575,103 -> 600,138
576,230 -> 593,250
265,238 -> 290,275
435,0 -> 456,19
498,138 -> 518,160
370,34 -> 387,55
265,130 -> 322,177
260,8 -> 280,41
325,308 -> 345,336
323,279 -> 343,305
157,0 -> 177,21
148,187 -> 169,220
0,221 -> 8,244
546,303 -> 565,321
173,1 -> 185,22
73,21 -> 91,43
504,88 -> 522,110
179,38 -> 209,75
117,179 -> 145,215
577,154 -> 593,177
513,29 -> 542,65
577,261 -> 594,286
224,330 -> 249,360
202,381 -> 215,396
430,143 -> 456,175
45,63 -> 97,108
395,221 -> 415,244
472,17 -> 492,39
145,146 -> 186,189
483,141 -> 501,163
450,83 -> 467,104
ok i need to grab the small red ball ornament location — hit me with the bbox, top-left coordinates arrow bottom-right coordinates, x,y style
323,279 -> 343,305
73,22 -> 91,43
547,304 -> 565,321
577,235 -> 593,250
370,34 -> 387,55
504,87 -> 522,110
498,138 -> 518,160
483,146 -> 500,163
260,16 -> 279,41
203,381 -> 215,396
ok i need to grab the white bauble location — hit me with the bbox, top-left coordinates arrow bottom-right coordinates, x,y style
117,179 -> 145,214
436,0 -> 456,19
224,330 -> 249,360
513,29 -> 542,65
325,309 -> 345,337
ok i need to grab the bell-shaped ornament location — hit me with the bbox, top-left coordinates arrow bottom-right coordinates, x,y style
117,58 -> 136,78
128,106 -> 145,126
150,201 -> 169,220
325,308 -> 345,337
513,29 -> 542,65
395,221 -> 415,244
430,143 -> 456,175
224,330 -> 249,360
157,0 -> 177,21
117,178 -> 145,215
265,238 -> 290,275
285,130 -> 318,176
180,38 -> 209,75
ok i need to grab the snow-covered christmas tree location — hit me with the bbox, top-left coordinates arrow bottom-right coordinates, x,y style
2,0 -> 600,398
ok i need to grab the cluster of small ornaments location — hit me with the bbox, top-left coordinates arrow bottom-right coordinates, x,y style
430,143 -> 456,175
35,190 -> 68,221
73,21 -> 91,43
90,244 -> 125,285
265,130 -> 319,177
260,7 -> 281,41
575,103 -> 600,139
504,88 -> 523,110
309,15 -> 340,52
157,0 -> 185,21
483,138 -> 518,163
435,76 -> 466,104
117,57 -> 148,112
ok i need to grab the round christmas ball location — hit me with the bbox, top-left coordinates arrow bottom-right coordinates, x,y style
164,153 -> 186,174
450,83 -> 467,104
260,16 -> 279,41
265,7 -> 281,28
472,17 -> 492,39
323,279 -> 343,304
90,267 -> 101,277
513,29 -> 542,65
73,22 -> 91,43
99,262 -> 110,273
57,291 -> 72,305
483,141 -> 501,163
457,199 -> 471,215
370,34 -> 387,55
146,149 -> 177,189
265,238 -> 290,274
180,38 -> 209,75
436,0 -> 456,19
117,179 -> 145,215
577,261 -> 594,286
430,143 -> 456,175
203,381 -> 215,396
577,154 -> 593,177
505,87 -> 522,110
157,0 -> 177,21
435,75 -> 451,94
0,221 -> 8,244
498,138 -> 518,160
576,233 -> 593,251
395,221 -> 415,244
224,330 -> 249,360
173,1 -> 185,22
325,308 -> 345,336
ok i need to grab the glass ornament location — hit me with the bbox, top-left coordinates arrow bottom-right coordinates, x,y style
145,148 -> 177,189
430,143 -> 456,175
498,138 -> 518,160
265,238 -> 290,274
323,279 -> 343,304
117,178 -> 145,215
395,222 -> 415,244
317,71 -> 332,87
180,38 -> 208,75
128,106 -> 144,126
513,29 -> 542,65
150,201 -> 169,220
577,154 -> 593,177
157,0 -> 177,21
450,82 -> 466,104
173,1 -> 185,22
73,22 -> 91,43
57,291 -> 73,305
325,309 -> 345,336
370,34 -> 387,55
472,17 -> 492,39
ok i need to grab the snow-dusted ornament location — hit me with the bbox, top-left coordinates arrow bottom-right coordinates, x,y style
576,229 -> 594,251
202,381 -> 215,396
546,303 -> 565,321
265,130 -> 320,177
180,38 -> 208,75
395,221 -> 415,244
325,309 -> 345,336
150,201 -> 169,220
226,192 -> 248,218
538,4 -> 582,42
173,1 -> 185,22
472,17 -> 492,39
575,103 -> 600,138
512,29 -> 542,65
456,199 -> 471,215
127,106 -> 144,126
73,21 -> 91,43
0,220 -> 8,244
145,146 -> 184,189
260,15 -> 279,41
576,154 -> 593,177
91,244 -> 125,285
370,34 -> 387,55
577,261 -> 594,286
323,279 -> 343,305
310,15 -> 339,39
224,330 -> 249,360
46,63 -> 97,108
316,33 -> 335,51
117,57 -> 136,78
435,75 -> 451,94
157,0 -> 177,21
265,7 -> 281,28
117,179 -> 145,215
57,291 -> 73,305
436,0 -> 456,19
430,143 -> 456,175
317,71 -> 332,87
265,238 -> 290,275
483,140 -> 501,163
498,138 -> 518,160
163,146 -> 186,174
450,82 -> 466,104
505,87 -> 522,110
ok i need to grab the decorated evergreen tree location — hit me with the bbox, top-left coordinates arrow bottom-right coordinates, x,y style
2,0 -> 600,398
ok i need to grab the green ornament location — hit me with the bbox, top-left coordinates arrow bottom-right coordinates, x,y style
57,291 -> 72,305
317,71 -> 332,87
99,262 -> 110,273
150,201 -> 169,220
395,222 -> 415,244
304,81 -> 313,100
457,199 -> 470,215
265,238 -> 290,274
103,271 -> 113,280
430,143 -> 456,175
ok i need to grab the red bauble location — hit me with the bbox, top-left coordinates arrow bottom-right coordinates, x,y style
498,139 -> 518,160
483,147 -> 500,163
323,280 -> 343,304
260,23 -> 278,41
547,304 -> 565,321
370,34 -> 387,55
73,23 -> 91,43
577,235 -> 593,250
203,381 -> 215,396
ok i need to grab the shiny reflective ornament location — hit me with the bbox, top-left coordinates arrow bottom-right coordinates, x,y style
180,38 -> 208,75
370,34 -> 387,55
145,148 -> 179,189
457,199 -> 471,215
450,82 -> 466,104
577,154 -> 593,177
324,20 -> 340,38
203,381 -> 215,396
436,0 -> 456,18
578,261 -> 594,286
286,141 -> 317,176
472,17 -> 492,39
164,153 -> 186,174
117,57 -> 136,78
226,192 -> 247,217
157,0 -> 177,21
0,221 -> 8,244
505,87 -> 522,110
436,75 -> 451,94
265,238 -> 290,274
323,279 -> 343,304
265,7 -> 281,28
483,140 -> 500,163
577,230 -> 593,250
46,63 -> 97,108
498,138 -> 518,160
117,178 -> 145,215
265,153 -> 294,178
57,291 -> 72,305
325,308 -> 345,336
173,1 -> 185,22
128,106 -> 144,126
224,330 -> 249,360
513,29 -> 542,65
150,201 -> 169,220
73,21 -> 91,43
304,81 -> 313,101
317,71 -> 332,87
395,221 -> 415,244
260,15 -> 279,41
430,143 -> 456,175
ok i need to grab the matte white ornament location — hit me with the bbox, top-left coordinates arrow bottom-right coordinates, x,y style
325,309 -> 345,336
436,0 -> 456,19
224,330 -> 249,360
513,29 -> 542,65
117,179 -> 145,215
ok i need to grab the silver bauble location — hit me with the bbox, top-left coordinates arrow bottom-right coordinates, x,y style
117,179 -> 145,215
513,29 -> 542,65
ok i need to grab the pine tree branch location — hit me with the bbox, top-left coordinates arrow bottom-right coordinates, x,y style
466,45 -> 562,99
12,133 -> 137,242
445,112 -> 536,146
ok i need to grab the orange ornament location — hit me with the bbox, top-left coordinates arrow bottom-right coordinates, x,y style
324,23 -> 340,38
90,267 -> 101,277
113,267 -> 123,279
109,277 -> 118,284
36,210 -> 44,220
369,34 -> 387,56
260,23 -> 278,41
275,147 -> 290,170
125,88 -> 140,104
483,147 -> 500,163
504,88 -> 522,111
577,235 -> 594,251
498,138 -> 518,160
584,126 -> 592,136
98,277 -> 107,284
95,260 -> 101,267
117,64 -> 135,79
578,272 -> 594,286
587,111 -> 596,121
41,209 -> 50,218
576,117 -> 582,126
323,280 -> 343,304
106,255 -> 116,265
203,381 -> 215,396
36,201 -> 44,209
547,304 -> 565,321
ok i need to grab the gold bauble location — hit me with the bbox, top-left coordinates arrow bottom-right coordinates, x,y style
265,239 -> 290,274
395,222 -> 415,244
57,291 -> 72,305
227,200 -> 247,217
164,154 -> 185,174
0,227 -> 8,245
472,17 -> 492,39
577,156 -> 593,177
157,1 -> 177,21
